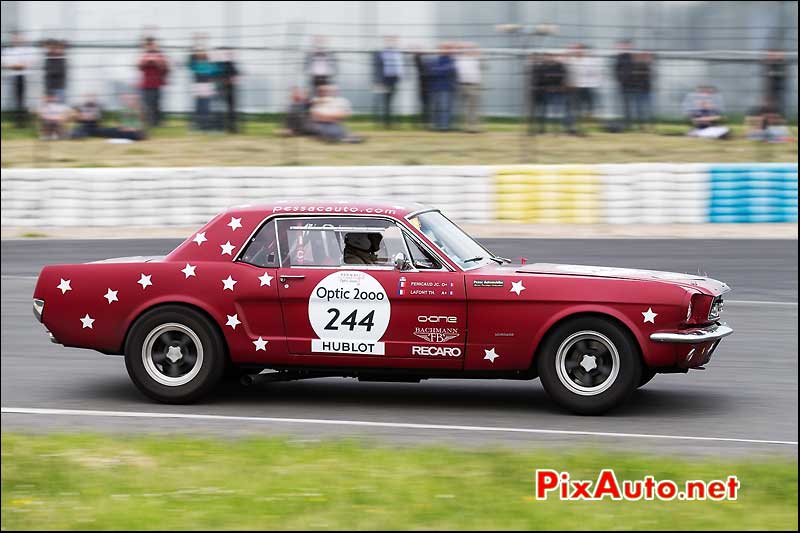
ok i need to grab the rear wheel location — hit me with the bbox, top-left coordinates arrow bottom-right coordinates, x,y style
537,316 -> 641,415
125,305 -> 226,403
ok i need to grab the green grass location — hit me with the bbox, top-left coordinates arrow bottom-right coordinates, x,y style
1,433 -> 797,530
2,118 -> 796,168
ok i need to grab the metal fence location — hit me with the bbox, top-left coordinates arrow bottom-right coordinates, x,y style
1,3 -> 798,168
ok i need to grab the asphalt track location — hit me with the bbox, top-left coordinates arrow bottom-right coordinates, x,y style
2,238 -> 797,456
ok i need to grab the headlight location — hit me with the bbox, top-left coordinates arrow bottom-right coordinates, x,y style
685,300 -> 693,322
33,298 -> 45,322
708,297 -> 724,321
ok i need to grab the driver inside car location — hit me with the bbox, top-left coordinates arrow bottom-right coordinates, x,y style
343,232 -> 382,265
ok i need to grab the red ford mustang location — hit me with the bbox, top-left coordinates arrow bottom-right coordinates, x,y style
32,201 -> 732,414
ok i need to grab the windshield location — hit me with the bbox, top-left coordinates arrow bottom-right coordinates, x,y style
408,211 -> 495,269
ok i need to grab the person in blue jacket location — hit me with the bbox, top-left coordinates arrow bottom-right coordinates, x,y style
428,43 -> 457,131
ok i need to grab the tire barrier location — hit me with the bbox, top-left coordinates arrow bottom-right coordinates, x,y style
1,164 -> 796,227
708,164 -> 798,223
495,166 -> 602,224
0,166 -> 492,227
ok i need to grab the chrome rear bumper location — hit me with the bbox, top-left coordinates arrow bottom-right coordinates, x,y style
650,323 -> 733,344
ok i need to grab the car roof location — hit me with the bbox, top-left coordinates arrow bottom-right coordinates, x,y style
165,200 -> 435,263
225,199 -> 434,219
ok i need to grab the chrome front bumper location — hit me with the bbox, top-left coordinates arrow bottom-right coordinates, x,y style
650,323 -> 733,344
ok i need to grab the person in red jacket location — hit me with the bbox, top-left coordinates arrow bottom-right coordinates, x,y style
138,37 -> 170,127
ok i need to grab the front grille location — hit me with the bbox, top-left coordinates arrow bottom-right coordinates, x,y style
708,297 -> 723,321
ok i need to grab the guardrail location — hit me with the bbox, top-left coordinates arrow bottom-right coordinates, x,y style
1,163 -> 796,227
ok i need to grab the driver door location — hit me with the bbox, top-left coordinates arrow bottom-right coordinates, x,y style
275,215 -> 466,370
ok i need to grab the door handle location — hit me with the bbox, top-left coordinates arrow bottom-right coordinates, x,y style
279,274 -> 305,283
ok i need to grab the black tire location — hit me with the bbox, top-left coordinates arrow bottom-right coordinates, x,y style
124,305 -> 226,403
537,316 -> 642,415
638,367 -> 657,388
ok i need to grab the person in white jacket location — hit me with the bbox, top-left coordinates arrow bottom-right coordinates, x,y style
1,32 -> 37,128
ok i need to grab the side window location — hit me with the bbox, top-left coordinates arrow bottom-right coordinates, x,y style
276,217 -> 409,267
405,234 -> 443,270
239,219 -> 279,268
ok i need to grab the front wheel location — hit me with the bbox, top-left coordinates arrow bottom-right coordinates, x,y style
125,305 -> 226,403
537,317 -> 642,415
638,368 -> 657,388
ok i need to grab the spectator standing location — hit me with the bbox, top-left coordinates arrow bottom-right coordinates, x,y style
1,31 -> 37,127
372,36 -> 403,128
762,49 -> 787,117
305,36 -> 337,94
188,41 -> 217,131
533,53 -> 572,134
429,43 -> 457,131
413,48 -> 433,128
455,42 -> 483,133
43,39 -> 67,102
527,53 -> 545,134
215,47 -> 239,133
138,37 -> 169,128
614,39 -> 635,131
629,51 -> 654,131
309,84 -> 362,143
567,43 -> 602,133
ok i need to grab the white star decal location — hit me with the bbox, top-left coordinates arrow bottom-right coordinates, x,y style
104,288 -> 118,304
226,313 -> 241,330
253,336 -> 268,351
222,275 -> 238,291
137,273 -> 152,289
642,307 -> 658,324
192,232 -> 207,246
57,278 -> 72,294
227,217 -> 243,231
258,272 -> 273,287
510,280 -> 526,296
220,241 -> 236,256
484,347 -> 500,363
181,263 -> 197,278
80,313 -> 95,329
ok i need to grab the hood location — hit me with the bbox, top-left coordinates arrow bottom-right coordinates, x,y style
89,256 -> 164,264
514,263 -> 730,295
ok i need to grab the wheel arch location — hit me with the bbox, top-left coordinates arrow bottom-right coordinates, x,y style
121,300 -> 230,361
529,308 -> 645,370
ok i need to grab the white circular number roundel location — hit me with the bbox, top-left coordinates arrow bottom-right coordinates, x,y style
309,271 -> 391,344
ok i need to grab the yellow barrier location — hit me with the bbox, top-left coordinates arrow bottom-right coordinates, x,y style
494,166 -> 601,223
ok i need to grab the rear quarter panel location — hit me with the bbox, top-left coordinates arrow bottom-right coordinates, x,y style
34,260 -> 285,359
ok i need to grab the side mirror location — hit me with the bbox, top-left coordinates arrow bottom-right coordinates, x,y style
393,252 -> 411,271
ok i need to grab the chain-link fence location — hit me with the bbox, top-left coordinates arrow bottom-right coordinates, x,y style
1,1 -> 797,168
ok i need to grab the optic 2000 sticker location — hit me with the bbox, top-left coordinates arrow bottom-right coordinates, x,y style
309,271 -> 390,355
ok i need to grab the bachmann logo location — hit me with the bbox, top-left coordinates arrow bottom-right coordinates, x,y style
414,327 -> 459,343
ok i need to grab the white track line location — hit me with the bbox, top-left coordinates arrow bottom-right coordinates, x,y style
726,299 -> 798,307
2,407 -> 797,447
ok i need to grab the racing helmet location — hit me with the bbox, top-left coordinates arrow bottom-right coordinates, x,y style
344,232 -> 372,252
